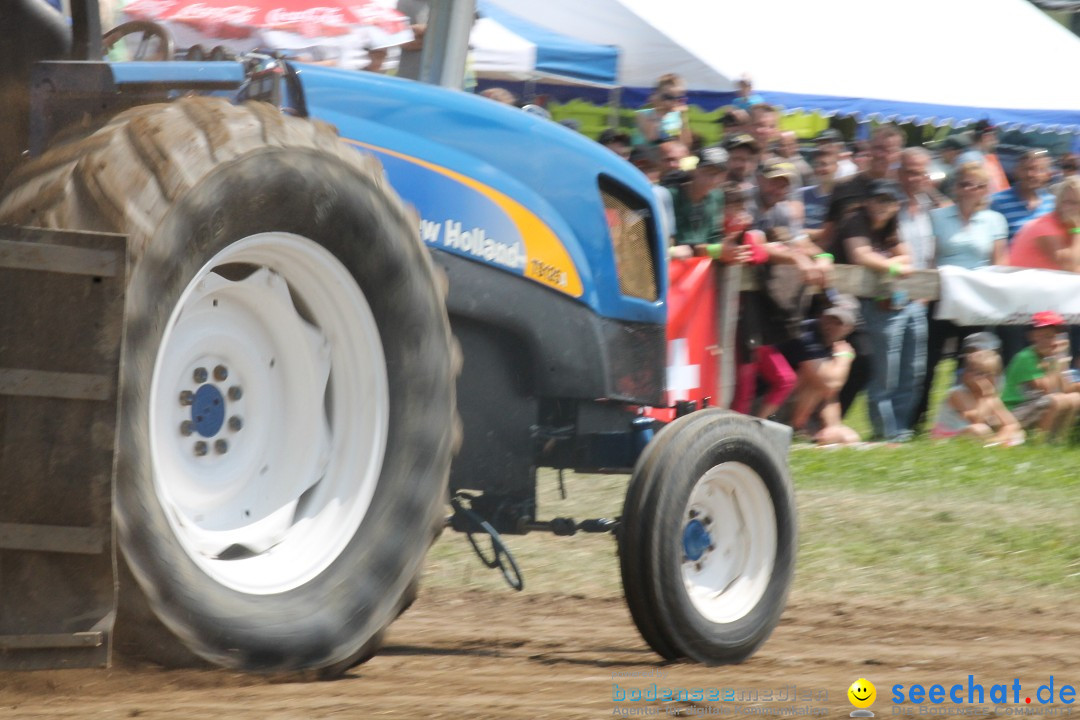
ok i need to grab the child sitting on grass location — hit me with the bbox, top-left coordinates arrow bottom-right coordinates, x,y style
931,349 -> 1023,446
1001,310 -> 1080,441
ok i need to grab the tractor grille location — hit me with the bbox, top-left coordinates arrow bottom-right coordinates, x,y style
602,185 -> 658,301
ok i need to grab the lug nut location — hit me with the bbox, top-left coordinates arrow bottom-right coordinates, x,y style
194,441 -> 208,456
228,415 -> 243,431
180,420 -> 194,437
215,439 -> 229,455
214,364 -> 228,381
688,509 -> 699,519
228,386 -> 243,401
193,367 -> 208,383
179,390 -> 193,406
694,562 -> 703,572
703,516 -> 712,525
707,544 -> 716,553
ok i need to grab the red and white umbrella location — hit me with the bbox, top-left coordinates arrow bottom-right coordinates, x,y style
122,0 -> 412,64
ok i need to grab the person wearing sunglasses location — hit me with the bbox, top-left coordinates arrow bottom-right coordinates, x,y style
633,73 -> 692,147
913,162 -> 1009,432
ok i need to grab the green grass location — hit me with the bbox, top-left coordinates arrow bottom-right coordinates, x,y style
422,361 -> 1080,604
792,441 -> 1080,599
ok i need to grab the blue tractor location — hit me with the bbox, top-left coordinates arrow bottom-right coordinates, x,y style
0,0 -> 795,674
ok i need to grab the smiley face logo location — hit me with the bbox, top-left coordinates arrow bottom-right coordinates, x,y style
848,678 -> 877,709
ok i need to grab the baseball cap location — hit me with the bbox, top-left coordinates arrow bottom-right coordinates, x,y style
599,128 -> 631,146
723,133 -> 760,153
961,331 -> 1002,352
760,158 -> 797,183
866,178 -> 904,203
696,145 -> 729,170
815,128 -> 844,144
1032,310 -> 1066,328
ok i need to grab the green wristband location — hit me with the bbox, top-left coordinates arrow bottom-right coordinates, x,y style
1070,227 -> 1080,235
706,243 -> 722,260
833,351 -> 855,360
888,263 -> 901,277
815,252 -> 834,261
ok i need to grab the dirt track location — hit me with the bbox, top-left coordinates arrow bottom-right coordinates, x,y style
2,587 -> 1078,719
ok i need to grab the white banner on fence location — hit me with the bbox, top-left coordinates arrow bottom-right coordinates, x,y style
936,265 -> 1080,326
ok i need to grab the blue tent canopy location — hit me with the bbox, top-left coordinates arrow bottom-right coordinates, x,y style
472,0 -> 619,87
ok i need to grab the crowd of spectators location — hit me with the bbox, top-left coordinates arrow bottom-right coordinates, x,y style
592,72 -> 1080,446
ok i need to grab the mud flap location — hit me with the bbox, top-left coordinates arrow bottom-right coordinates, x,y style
0,226 -> 126,670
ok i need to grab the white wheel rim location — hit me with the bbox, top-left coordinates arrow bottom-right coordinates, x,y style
149,232 -> 388,595
680,462 -> 777,624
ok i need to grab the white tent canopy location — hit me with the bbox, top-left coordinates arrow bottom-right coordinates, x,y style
485,0 -> 1080,132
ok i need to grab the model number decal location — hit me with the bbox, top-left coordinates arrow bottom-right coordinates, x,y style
528,259 -> 569,289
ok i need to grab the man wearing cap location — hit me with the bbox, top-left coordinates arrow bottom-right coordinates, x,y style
1001,311 -> 1080,438
755,158 -> 804,241
667,145 -> 729,254
598,128 -> 632,161
723,133 -> 762,212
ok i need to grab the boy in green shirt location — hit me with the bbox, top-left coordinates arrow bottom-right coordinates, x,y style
1001,311 -> 1080,438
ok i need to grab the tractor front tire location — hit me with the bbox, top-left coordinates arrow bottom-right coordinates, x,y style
0,97 -> 455,672
619,410 -> 796,665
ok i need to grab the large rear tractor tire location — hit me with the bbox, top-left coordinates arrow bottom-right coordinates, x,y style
0,97 -> 455,672
619,410 -> 796,664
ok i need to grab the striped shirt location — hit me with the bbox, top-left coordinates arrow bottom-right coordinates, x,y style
990,188 -> 1054,243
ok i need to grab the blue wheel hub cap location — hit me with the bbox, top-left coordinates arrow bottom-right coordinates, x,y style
192,384 -> 226,438
682,518 -> 711,562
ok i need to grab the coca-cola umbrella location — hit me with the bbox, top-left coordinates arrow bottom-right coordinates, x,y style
121,0 -> 412,67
